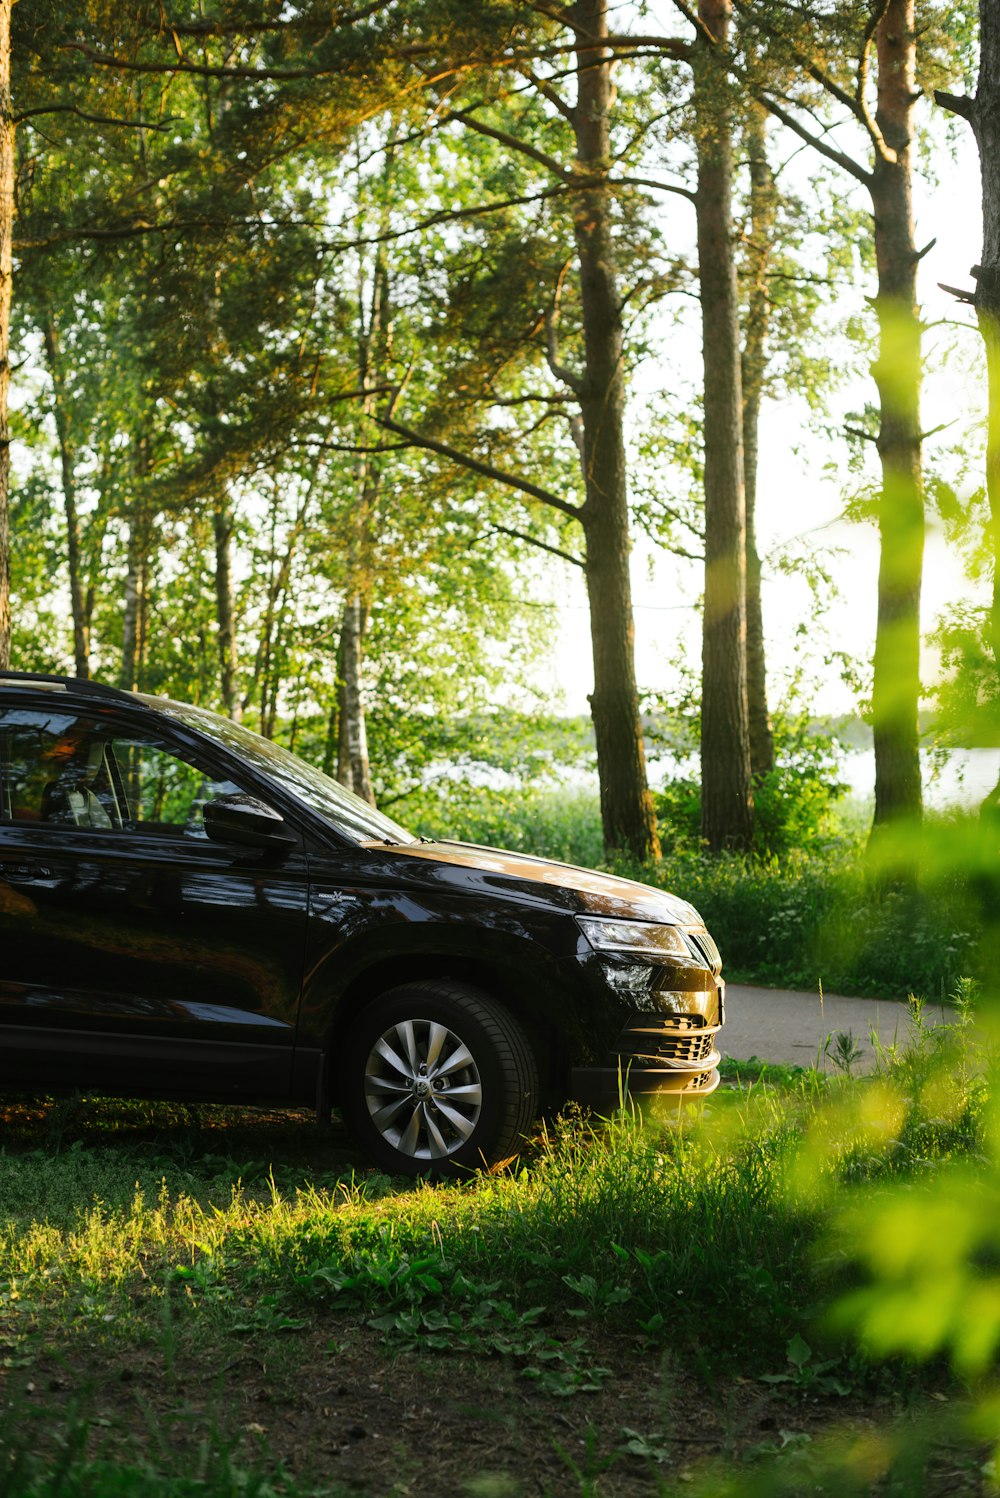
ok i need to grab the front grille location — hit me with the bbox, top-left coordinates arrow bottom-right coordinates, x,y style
655,1013 -> 705,1033
622,1023 -> 716,1066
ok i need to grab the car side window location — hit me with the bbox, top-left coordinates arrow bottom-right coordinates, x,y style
109,736 -> 245,837
0,708 -> 117,828
0,708 -> 248,838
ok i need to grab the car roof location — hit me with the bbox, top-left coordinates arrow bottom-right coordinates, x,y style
0,670 -> 142,705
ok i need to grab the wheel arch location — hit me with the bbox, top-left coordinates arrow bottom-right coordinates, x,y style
323,950 -> 568,1111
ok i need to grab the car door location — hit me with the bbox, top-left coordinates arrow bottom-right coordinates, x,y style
0,700 -> 309,1100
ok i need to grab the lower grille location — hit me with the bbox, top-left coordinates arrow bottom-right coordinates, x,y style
683,1071 -> 715,1092
620,1015 -> 720,1068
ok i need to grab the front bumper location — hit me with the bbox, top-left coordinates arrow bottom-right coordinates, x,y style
570,966 -> 725,1111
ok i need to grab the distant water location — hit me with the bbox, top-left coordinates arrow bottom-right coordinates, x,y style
843,747 -> 1000,809
644,746 -> 1000,811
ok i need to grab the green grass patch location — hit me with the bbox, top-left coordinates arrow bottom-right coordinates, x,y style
0,1002 -> 991,1495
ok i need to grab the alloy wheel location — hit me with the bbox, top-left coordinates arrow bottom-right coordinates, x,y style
363,1017 -> 484,1160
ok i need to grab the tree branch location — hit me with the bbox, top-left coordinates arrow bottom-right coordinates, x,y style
61,41 -> 369,81
531,0 -> 693,54
611,172 -> 696,203
376,415 -> 584,521
935,89 -> 974,123
446,106 -> 570,180
938,280 -> 976,305
515,64 -> 576,124
734,0 -> 894,162
755,90 -> 872,185
545,259 -> 583,395
603,33 -> 692,57
321,182 -> 571,254
14,104 -> 174,130
486,522 -> 584,567
856,0 -> 892,145
158,1 -> 395,36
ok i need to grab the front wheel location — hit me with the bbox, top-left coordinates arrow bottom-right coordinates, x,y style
339,981 -> 539,1177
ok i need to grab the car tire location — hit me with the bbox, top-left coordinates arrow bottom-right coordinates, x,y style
339,981 -> 539,1178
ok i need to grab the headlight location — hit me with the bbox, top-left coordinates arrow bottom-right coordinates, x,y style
576,916 -> 691,959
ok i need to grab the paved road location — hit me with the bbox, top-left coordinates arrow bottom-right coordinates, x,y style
721,983 -> 958,1072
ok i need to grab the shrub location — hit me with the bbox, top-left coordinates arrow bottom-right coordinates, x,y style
654,712 -> 850,857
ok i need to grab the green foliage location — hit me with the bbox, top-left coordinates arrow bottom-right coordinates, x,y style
613,841 -> 983,1001
752,716 -> 850,854
413,784 -> 605,866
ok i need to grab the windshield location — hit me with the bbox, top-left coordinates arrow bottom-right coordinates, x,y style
144,697 -> 416,845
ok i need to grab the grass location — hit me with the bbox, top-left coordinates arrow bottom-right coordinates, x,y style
0,999 -> 993,1494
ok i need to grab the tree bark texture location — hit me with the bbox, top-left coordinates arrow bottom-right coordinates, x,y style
695,0 -> 753,851
120,522 -> 143,693
43,318 -> 90,678
0,0 -> 11,671
213,497 -> 241,721
571,0 -> 660,860
336,591 -> 374,803
741,104 -> 775,781
869,0 -> 924,833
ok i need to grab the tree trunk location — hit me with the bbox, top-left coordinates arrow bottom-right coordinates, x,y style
322,689 -> 339,778
336,591 -> 374,803
213,496 -> 241,721
937,1 -> 1000,816
695,0 -> 753,851
869,0 -> 924,836
741,104 -> 775,781
0,0 -> 11,671
572,0 -> 660,860
120,522 -> 143,693
334,218 -> 388,810
42,318 -> 90,678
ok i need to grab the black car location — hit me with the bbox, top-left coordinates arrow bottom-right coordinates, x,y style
0,671 -> 724,1175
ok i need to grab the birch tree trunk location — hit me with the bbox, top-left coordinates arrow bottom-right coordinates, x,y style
334,237 -> 385,809
336,591 -> 374,803
572,0 -> 660,860
869,0 -> 924,835
120,522 -> 143,693
120,437 -> 153,693
695,0 -> 753,851
43,318 -> 90,678
0,0 -> 12,670
741,104 -> 775,781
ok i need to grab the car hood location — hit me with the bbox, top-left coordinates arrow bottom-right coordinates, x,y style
372,839 -> 704,925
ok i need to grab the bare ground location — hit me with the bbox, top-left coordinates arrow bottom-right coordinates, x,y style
1,1308 -> 989,1496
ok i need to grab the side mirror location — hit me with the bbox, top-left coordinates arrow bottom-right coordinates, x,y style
204,793 -> 296,852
